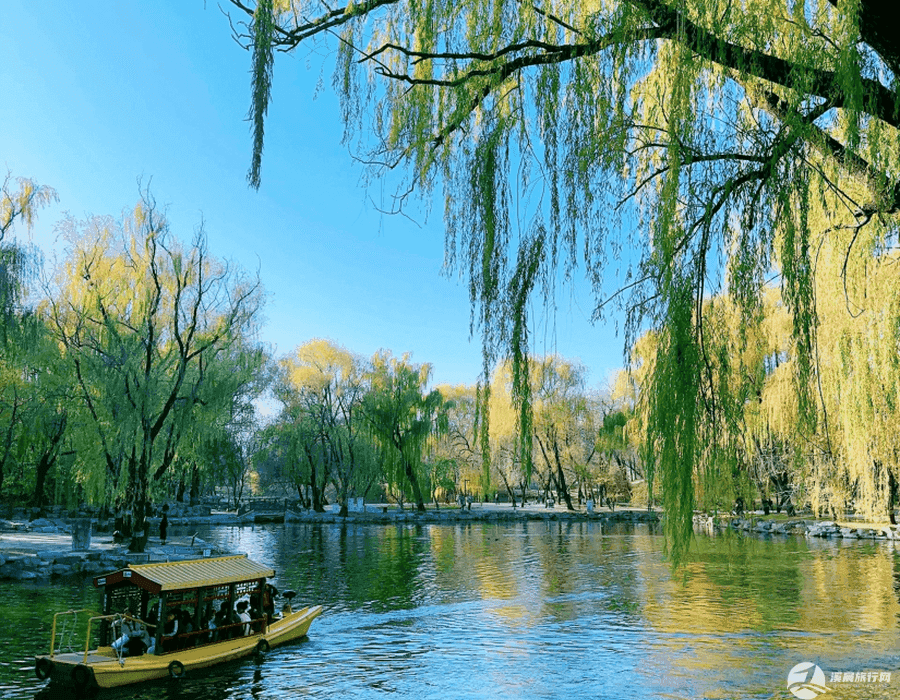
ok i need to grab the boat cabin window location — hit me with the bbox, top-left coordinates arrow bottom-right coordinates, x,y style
100,585 -> 146,648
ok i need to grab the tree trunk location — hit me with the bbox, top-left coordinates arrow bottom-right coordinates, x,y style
0,397 -> 19,497
498,468 -> 517,507
338,478 -> 349,517
770,471 -> 791,514
190,464 -> 201,506
310,465 -> 325,513
32,415 -> 66,508
33,451 -> 54,509
128,446 -> 151,553
295,483 -> 311,509
888,468 -> 897,525
301,445 -> 326,512
401,454 -> 427,513
551,440 -> 575,511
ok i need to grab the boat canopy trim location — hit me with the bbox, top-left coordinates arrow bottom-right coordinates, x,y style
93,555 -> 275,593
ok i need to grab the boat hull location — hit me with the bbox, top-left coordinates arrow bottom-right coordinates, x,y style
36,605 -> 323,690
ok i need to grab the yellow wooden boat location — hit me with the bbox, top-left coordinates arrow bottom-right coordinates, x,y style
34,555 -> 323,691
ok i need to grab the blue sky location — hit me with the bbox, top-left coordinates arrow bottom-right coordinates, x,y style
2,1 -> 624,391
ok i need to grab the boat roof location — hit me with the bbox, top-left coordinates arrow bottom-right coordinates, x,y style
93,555 -> 275,594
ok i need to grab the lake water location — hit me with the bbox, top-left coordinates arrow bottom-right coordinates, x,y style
3,520 -> 900,700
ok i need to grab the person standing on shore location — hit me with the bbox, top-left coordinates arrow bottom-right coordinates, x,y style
159,513 -> 168,543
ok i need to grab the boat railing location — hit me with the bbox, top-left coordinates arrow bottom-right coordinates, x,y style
50,610 -> 275,661
62,612 -> 153,664
48,609 -> 101,661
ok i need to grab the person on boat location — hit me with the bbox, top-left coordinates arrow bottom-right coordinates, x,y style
213,604 -> 229,640
233,606 -> 243,634
161,608 -> 179,653
146,602 -> 159,635
262,583 -> 278,622
236,600 -> 252,636
125,624 -> 152,656
201,602 -> 216,642
144,602 -> 159,653
165,609 -> 179,636
178,609 -> 194,648
111,607 -> 141,654
249,593 -> 265,632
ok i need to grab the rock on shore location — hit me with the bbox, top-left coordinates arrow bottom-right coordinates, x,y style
693,513 -> 900,540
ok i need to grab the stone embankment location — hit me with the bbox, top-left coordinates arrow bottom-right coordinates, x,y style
693,513 -> 900,540
0,511 -> 229,582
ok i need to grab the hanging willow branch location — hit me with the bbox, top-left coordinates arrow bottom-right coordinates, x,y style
247,0 -> 276,189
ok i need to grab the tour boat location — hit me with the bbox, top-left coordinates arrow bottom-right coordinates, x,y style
34,555 -> 323,690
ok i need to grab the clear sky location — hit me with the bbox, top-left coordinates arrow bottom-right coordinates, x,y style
1,1 -> 624,392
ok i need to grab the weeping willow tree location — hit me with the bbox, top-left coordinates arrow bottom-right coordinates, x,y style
279,339 -> 373,516
364,351 -> 448,513
813,233 -> 900,520
227,0 -> 900,559
0,174 -> 60,504
0,173 -> 57,241
767,202 -> 900,521
634,215 -> 900,527
0,174 -> 57,339
44,193 -> 264,551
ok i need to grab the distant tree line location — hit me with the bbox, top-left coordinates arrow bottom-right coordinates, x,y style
256,342 -> 637,515
1,175 -> 637,547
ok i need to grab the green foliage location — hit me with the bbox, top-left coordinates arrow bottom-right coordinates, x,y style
477,355 -> 608,508
0,315 -> 72,506
255,407 -> 330,507
0,175 -> 67,507
432,383 -> 486,497
202,428 -> 249,509
0,174 -> 56,343
0,173 -> 57,242
645,277 -> 698,562
475,381 -> 491,493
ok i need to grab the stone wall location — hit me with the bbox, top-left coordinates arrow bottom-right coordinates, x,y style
0,549 -> 134,581
285,507 -> 660,525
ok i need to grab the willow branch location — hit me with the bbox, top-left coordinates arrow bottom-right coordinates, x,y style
631,0 -> 900,130
757,89 -> 900,214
